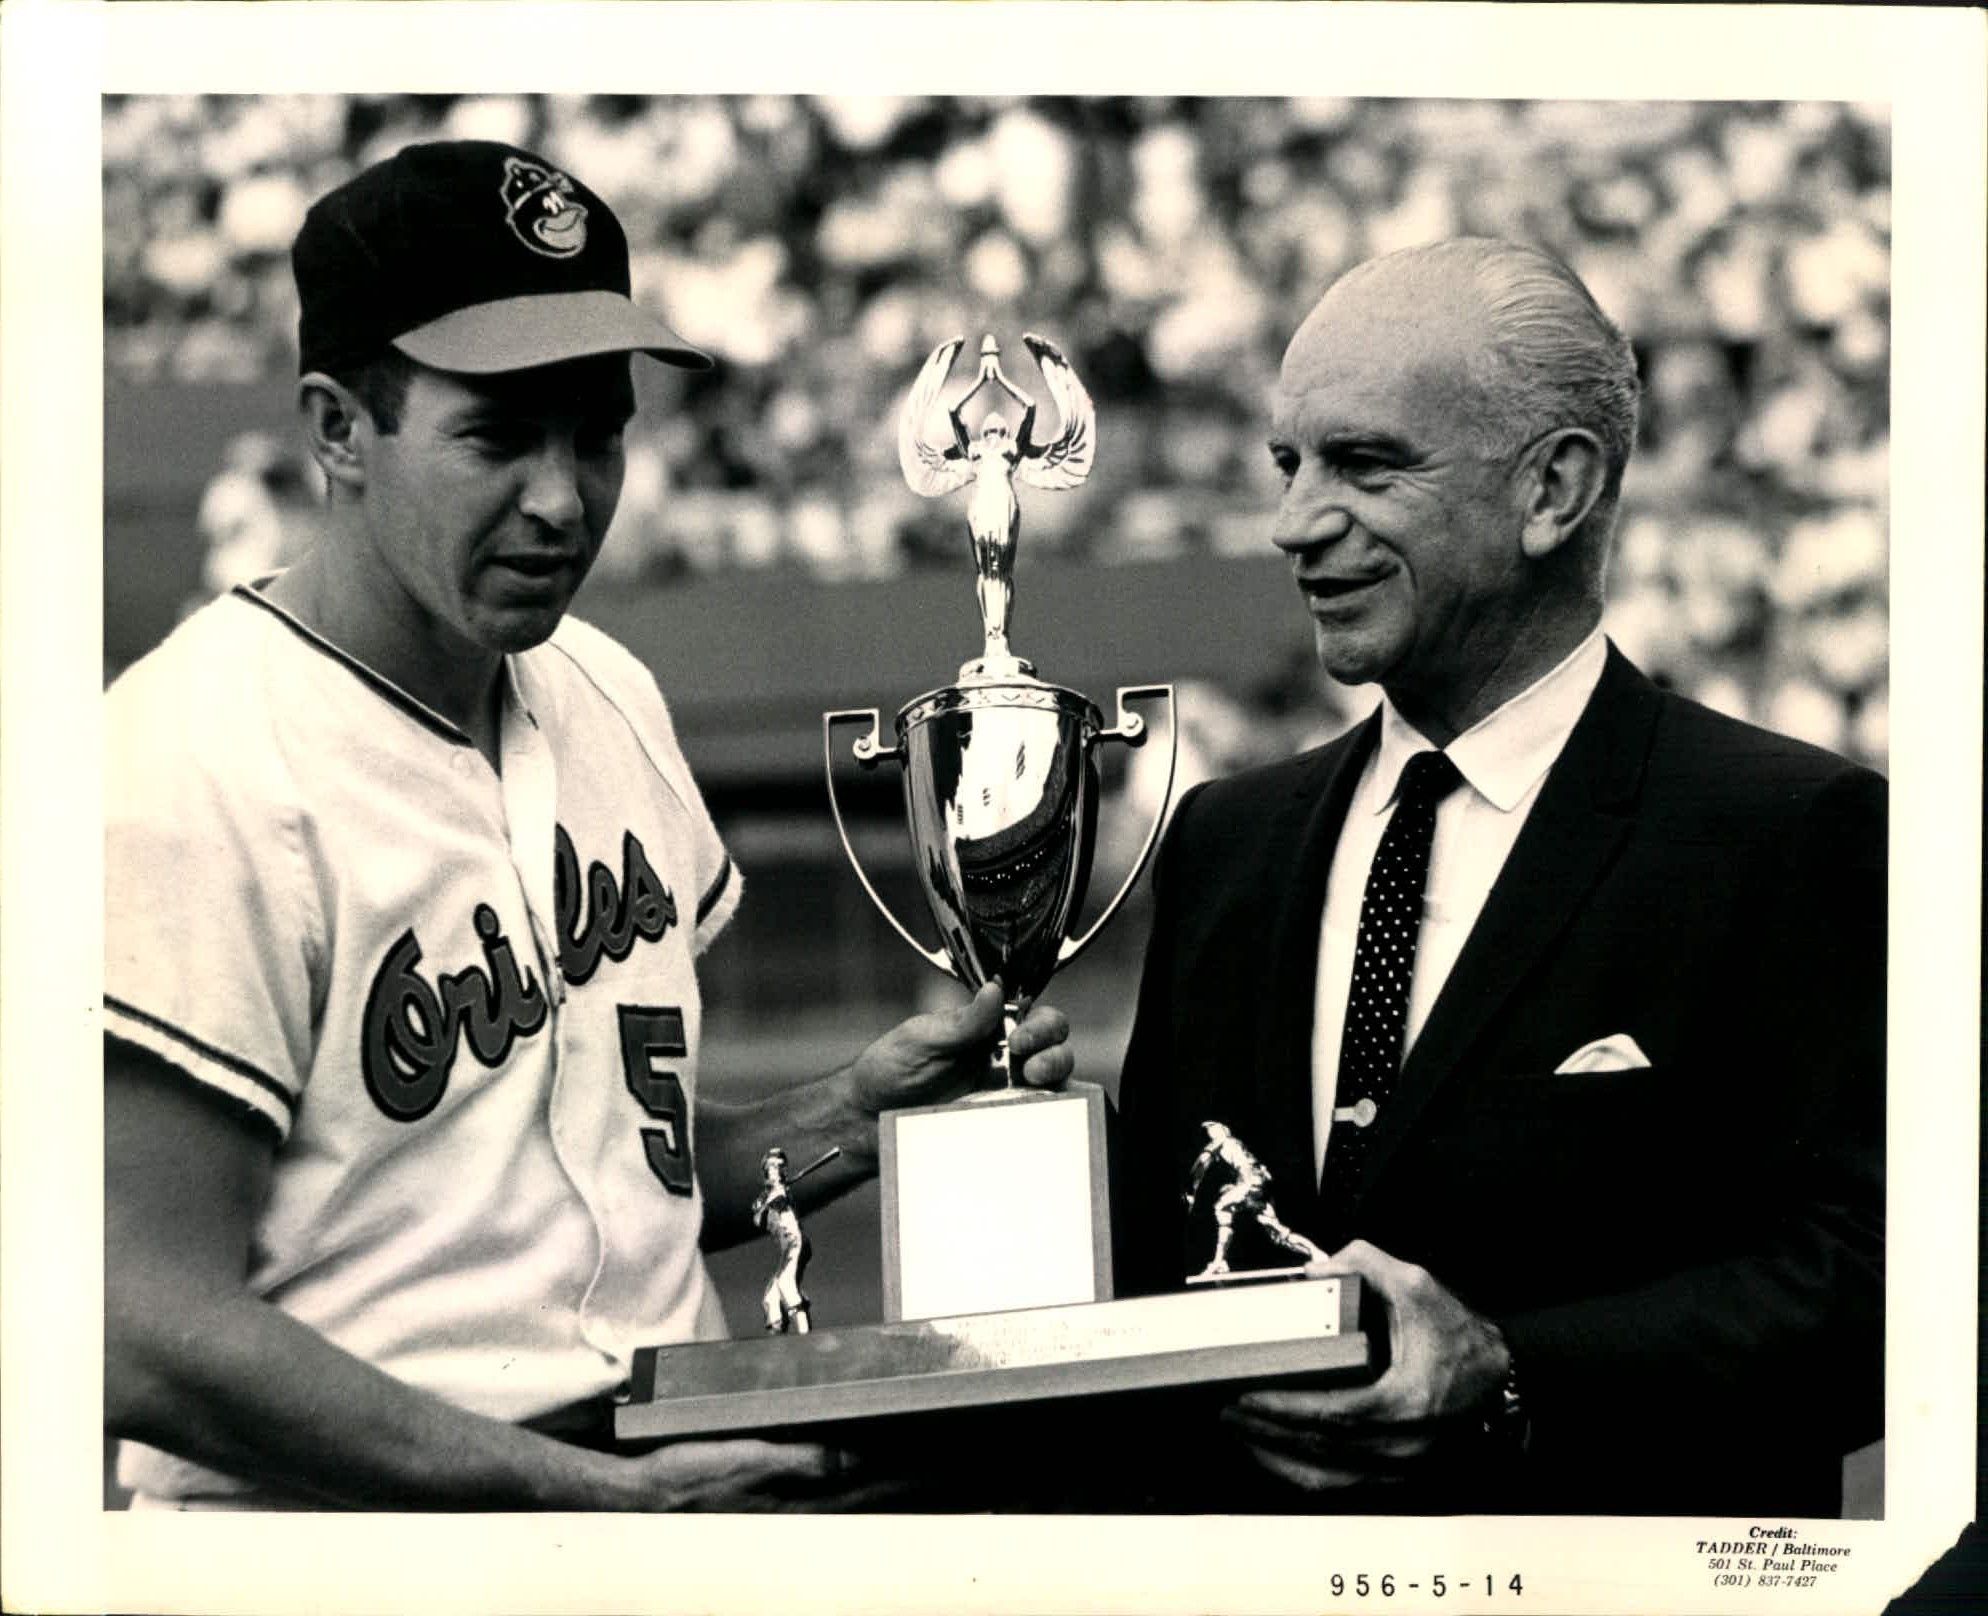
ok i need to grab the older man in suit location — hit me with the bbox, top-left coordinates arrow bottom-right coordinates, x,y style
1110,238 -> 1884,1516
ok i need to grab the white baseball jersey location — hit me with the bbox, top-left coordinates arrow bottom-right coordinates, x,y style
105,584 -> 740,1505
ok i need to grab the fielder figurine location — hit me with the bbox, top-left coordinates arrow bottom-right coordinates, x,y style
1184,1121 -> 1328,1279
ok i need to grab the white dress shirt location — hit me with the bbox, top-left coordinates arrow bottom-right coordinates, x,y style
1311,628 -> 1609,1181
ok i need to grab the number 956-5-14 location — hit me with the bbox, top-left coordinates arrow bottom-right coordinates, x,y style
1328,1573 -> 1525,1597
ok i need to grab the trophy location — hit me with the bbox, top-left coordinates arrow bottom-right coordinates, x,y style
823,333 -> 1173,1321
612,340 -> 1377,1458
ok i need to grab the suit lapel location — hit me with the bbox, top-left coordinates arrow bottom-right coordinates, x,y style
1346,647 -> 1663,1200
1249,712 -> 1380,1218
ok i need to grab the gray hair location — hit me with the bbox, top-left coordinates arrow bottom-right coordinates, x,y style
1338,238 -> 1643,568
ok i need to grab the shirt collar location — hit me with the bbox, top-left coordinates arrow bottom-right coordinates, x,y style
1370,627 -> 1609,815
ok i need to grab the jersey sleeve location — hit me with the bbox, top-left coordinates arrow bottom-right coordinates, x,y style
548,618 -> 741,956
103,648 -> 319,1139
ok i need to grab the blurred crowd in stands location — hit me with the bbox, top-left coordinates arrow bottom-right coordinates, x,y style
105,93 -> 1891,767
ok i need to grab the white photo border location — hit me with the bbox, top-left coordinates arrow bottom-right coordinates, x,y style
3,4 -> 1980,1613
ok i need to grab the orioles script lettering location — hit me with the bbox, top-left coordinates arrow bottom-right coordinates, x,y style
362,826 -> 677,1120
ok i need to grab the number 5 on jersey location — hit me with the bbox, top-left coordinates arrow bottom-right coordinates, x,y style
617,1005 -> 692,1195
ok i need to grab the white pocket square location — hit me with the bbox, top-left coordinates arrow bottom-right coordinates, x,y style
1554,1034 -> 1652,1074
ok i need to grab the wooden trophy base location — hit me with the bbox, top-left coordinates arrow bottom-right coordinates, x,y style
614,1272 -> 1373,1444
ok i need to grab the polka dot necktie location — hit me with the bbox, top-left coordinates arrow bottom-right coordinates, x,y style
1319,748 -> 1465,1224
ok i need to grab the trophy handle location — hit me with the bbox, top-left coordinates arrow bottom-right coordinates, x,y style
823,709 -> 958,979
1058,683 -> 1178,969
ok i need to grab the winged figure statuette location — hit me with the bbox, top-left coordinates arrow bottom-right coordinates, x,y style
897,333 -> 1096,670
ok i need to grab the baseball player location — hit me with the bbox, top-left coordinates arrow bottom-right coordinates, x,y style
102,139 -> 1072,1512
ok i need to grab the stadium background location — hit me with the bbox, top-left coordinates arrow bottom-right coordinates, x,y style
102,93 -> 1890,1494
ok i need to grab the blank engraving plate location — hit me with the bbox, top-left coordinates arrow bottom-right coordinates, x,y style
885,1086 -> 1108,1321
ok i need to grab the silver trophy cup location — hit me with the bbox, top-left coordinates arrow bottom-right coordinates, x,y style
826,678 -> 1171,1086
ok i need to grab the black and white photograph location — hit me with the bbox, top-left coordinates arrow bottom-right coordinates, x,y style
2,4 -> 1981,1613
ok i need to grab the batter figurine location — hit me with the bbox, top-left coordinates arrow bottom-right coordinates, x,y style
752,1149 -> 817,1335
1185,1121 -> 1328,1278
101,139 -> 1074,1513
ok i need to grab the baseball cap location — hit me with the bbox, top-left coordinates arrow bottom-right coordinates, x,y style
293,139 -> 712,377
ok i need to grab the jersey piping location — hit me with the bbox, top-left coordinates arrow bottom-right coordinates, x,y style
230,584 -> 476,747
696,856 -> 733,925
104,996 -> 295,1120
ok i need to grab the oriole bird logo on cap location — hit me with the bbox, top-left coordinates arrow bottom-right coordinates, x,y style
500,155 -> 589,259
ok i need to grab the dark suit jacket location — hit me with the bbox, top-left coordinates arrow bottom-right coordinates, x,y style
1110,645 -> 1885,1515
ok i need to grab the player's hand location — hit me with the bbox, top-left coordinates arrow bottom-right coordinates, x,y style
846,980 -> 1073,1116
1218,1240 -> 1510,1493
618,1437 -> 915,1512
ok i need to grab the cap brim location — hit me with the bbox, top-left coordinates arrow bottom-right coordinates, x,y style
393,291 -> 713,374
